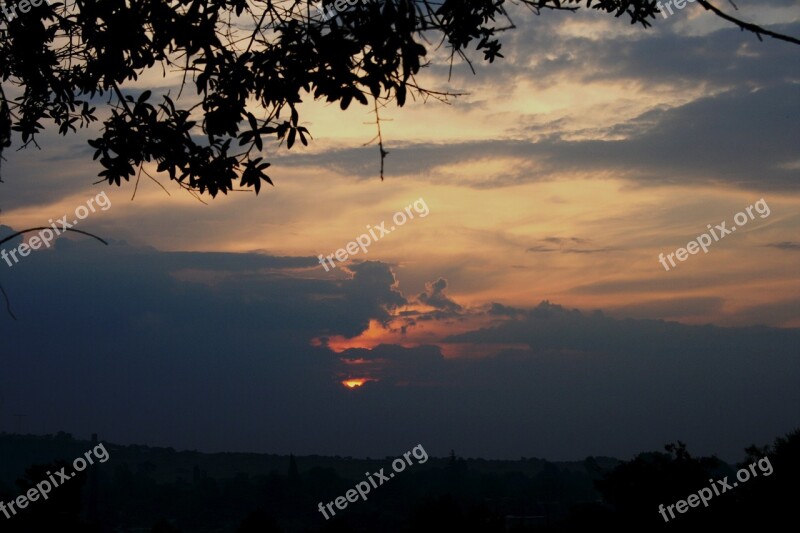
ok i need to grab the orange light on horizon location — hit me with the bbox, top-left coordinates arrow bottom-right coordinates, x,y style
323,316 -> 455,353
342,378 -> 372,389
325,320 -> 397,352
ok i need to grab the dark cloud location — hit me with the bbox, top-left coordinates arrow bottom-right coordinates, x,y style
543,237 -> 586,245
337,344 -> 449,385
415,277 -> 462,314
527,236 -> 618,254
0,243 -> 797,460
264,14 -> 800,192
605,296 -> 725,321
0,122 -> 104,210
570,270 -> 759,294
765,241 -> 800,251
487,302 -> 526,317
273,82 -> 800,191
527,20 -> 800,88
726,298 -> 800,327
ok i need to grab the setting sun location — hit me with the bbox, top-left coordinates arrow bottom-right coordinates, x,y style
342,379 -> 370,389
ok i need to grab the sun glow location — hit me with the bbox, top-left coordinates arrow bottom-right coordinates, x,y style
342,379 -> 371,389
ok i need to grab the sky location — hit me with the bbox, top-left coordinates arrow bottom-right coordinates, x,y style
0,0 -> 798,462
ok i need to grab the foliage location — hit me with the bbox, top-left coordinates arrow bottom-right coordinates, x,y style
0,1 -> 794,197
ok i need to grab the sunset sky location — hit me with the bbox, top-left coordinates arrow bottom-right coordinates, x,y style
1,1 -> 798,462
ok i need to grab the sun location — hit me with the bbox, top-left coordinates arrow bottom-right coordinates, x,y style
342,379 -> 369,389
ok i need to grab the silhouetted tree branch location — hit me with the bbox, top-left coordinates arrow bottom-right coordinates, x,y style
696,0 -> 800,45
0,1 -> 796,197
0,227 -> 108,320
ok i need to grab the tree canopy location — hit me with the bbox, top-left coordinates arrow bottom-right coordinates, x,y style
0,0 -> 796,197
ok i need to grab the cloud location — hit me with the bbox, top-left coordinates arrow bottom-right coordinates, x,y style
764,241 -> 800,251
569,270 -> 758,295
527,236 -> 618,254
259,14 -> 800,193
415,277 -> 462,314
726,299 -> 800,327
271,82 -> 799,192
605,297 -> 725,321
1,242 -> 798,461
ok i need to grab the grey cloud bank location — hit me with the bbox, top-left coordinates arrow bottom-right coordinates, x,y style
0,238 -> 797,461
272,83 -> 799,191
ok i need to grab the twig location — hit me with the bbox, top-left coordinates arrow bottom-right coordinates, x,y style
364,97 -> 389,181
0,282 -> 16,320
696,0 -> 800,45
0,226 -> 109,320
0,227 -> 108,247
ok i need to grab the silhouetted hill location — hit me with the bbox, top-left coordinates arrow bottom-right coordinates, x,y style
1,430 -> 795,532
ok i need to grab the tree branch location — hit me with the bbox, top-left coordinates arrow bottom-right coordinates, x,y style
0,227 -> 109,247
0,282 -> 16,320
1,227 -> 109,320
695,0 -> 800,45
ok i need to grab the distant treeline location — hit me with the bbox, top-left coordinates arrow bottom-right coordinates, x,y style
0,430 -> 796,532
